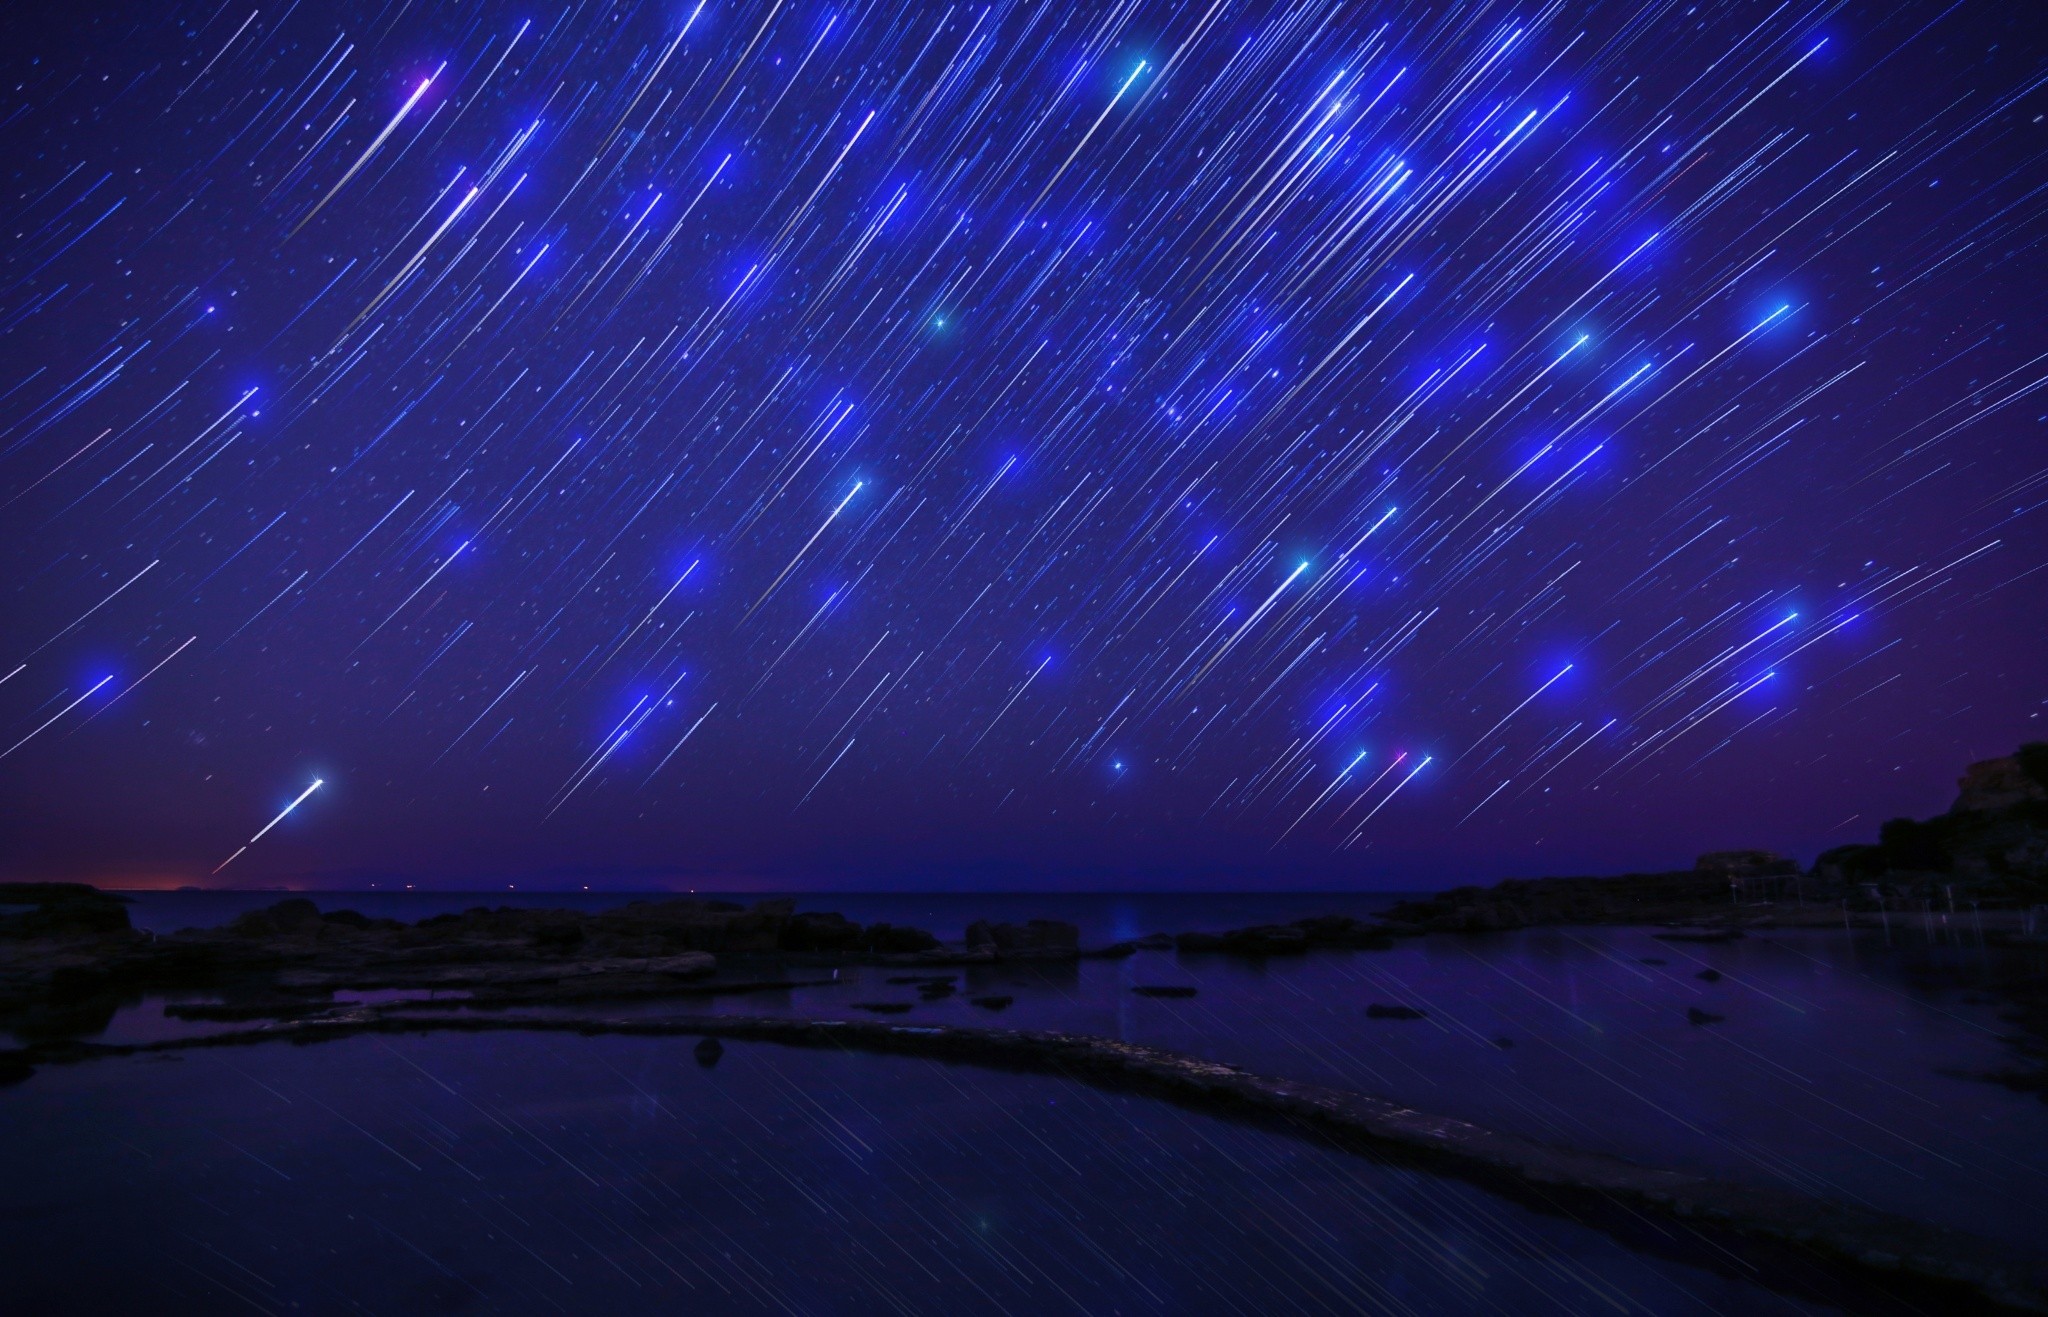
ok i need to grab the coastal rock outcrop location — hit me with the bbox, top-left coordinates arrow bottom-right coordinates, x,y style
862,922 -> 940,954
1172,915 -> 1393,955
1379,870 -> 1739,933
1951,749 -> 2048,815
965,918 -> 1079,957
0,884 -> 134,939
782,911 -> 864,952
1817,746 -> 2048,897
1176,924 -> 1308,954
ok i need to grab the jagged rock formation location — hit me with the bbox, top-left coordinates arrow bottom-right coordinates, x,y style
1818,743 -> 2048,897
1952,750 -> 2048,815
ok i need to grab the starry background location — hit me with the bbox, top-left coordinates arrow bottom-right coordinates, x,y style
0,0 -> 2042,890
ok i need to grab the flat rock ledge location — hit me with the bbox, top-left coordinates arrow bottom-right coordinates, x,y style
4,1011 -> 2041,1312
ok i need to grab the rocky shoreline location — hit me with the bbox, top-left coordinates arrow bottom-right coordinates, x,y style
7,744 -> 2043,1038
5,742 -> 2047,1306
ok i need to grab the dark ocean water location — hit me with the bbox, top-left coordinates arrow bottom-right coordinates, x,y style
4,891 -> 2045,1313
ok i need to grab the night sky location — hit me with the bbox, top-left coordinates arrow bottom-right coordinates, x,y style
0,0 -> 2043,890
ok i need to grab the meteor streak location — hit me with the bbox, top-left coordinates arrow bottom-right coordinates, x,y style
0,676 -> 113,759
744,482 -> 863,621
214,778 -> 324,873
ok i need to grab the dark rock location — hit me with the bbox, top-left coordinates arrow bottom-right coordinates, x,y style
781,911 -> 864,952
1952,752 -> 2048,815
863,923 -> 939,954
1695,850 -> 1798,878
1176,924 -> 1308,955
589,898 -> 778,952
2,993 -> 121,1043
693,1037 -> 724,1067
0,883 -> 132,939
1366,1004 -> 1426,1020
1639,957 -> 1668,965
969,995 -> 1014,1010
884,974 -> 955,985
1287,915 -> 1396,949
1653,927 -> 1743,942
1493,1037 -> 1515,1049
1687,1007 -> 1725,1026
722,899 -> 795,952
1816,747 -> 2048,892
916,981 -> 956,1000
165,998 -> 340,1022
47,965 -> 114,1000
276,951 -> 716,993
228,898 -> 324,937
530,920 -> 585,950
1132,985 -> 1198,998
1381,870 -> 1749,933
966,919 -> 1079,957
852,1001 -> 914,1014
320,908 -> 399,931
1696,968 -> 1723,982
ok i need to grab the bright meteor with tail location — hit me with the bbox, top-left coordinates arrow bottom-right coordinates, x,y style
214,779 -> 325,874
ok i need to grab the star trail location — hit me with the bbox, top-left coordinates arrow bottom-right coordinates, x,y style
0,0 -> 2043,885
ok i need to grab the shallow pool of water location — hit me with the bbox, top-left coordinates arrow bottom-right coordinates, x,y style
0,1030 -> 1855,1315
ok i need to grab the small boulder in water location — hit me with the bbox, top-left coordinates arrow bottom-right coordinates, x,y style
1132,984 -> 1198,998
969,995 -> 1014,1010
1366,1003 -> 1426,1020
1696,968 -> 1722,982
1687,1007 -> 1725,1026
693,1037 -> 724,1068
